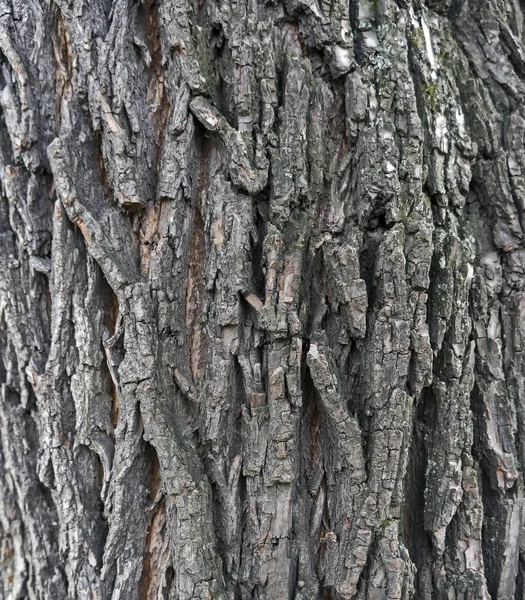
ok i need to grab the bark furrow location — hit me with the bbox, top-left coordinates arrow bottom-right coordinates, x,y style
0,0 -> 525,599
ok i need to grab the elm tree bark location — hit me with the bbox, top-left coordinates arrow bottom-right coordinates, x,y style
1,0 -> 525,598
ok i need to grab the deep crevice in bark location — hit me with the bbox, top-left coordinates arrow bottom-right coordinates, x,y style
403,386 -> 434,596
2,0 -> 525,597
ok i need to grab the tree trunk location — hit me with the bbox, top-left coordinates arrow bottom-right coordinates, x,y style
1,0 -> 525,598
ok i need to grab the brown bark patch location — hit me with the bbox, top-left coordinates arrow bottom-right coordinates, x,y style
109,380 -> 119,430
138,497 -> 167,600
186,136 -> 210,381
139,201 -> 162,277
186,205 -> 205,382
143,0 -> 170,185
138,444 -> 166,599
51,4 -> 73,132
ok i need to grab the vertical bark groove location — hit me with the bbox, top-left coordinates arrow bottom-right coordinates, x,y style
1,0 -> 525,598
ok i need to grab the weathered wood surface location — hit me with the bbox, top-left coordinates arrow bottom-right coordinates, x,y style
1,0 -> 525,598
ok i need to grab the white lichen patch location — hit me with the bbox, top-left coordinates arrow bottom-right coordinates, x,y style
380,127 -> 394,141
409,4 -> 419,28
435,114 -> 448,152
334,45 -> 352,71
455,108 -> 467,139
368,86 -> 378,122
306,0 -> 322,19
384,160 -> 396,174
363,30 -> 379,49
358,0 -> 374,20
421,17 -> 436,69
341,22 -> 351,43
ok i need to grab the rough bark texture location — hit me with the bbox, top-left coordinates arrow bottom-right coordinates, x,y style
1,0 -> 525,598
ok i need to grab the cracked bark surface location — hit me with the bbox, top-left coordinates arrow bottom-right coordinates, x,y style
1,0 -> 525,598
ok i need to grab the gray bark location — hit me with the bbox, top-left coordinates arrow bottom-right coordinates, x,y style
0,0 -> 525,598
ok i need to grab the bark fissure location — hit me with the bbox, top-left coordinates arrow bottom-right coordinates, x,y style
1,0 -> 525,598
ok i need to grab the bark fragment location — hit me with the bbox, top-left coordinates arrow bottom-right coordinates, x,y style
1,0 -> 525,598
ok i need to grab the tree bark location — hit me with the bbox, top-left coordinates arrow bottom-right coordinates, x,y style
0,0 -> 525,598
